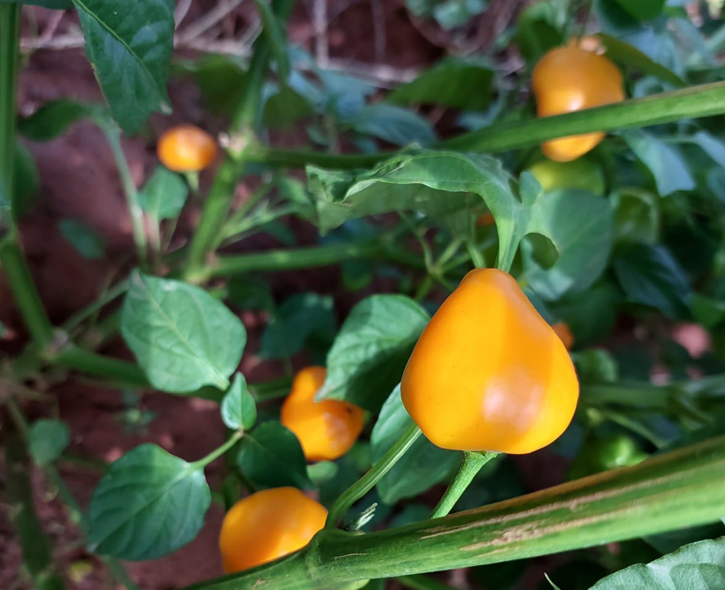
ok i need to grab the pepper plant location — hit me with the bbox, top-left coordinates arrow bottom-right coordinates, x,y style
3,0 -> 725,589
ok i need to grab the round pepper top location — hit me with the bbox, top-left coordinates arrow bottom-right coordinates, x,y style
281,366 -> 365,462
219,487 -> 327,573
157,125 -> 217,172
401,268 -> 579,454
532,45 -> 625,162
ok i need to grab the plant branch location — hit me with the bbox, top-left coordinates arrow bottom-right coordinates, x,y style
192,431 -> 244,469
429,451 -> 499,519
327,424 -> 422,528
243,81 -> 725,169
183,434 -> 725,590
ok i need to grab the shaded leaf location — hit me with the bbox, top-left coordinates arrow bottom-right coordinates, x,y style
598,33 -> 685,87
59,219 -> 105,260
371,386 -> 459,504
350,105 -> 436,147
611,0 -> 665,22
121,272 -> 246,393
18,100 -> 95,141
13,142 -> 40,219
74,0 -> 175,133
611,189 -> 659,244
28,420 -> 70,467
387,58 -> 493,111
613,243 -> 690,319
236,422 -> 311,489
623,130 -> 695,196
87,444 -> 210,560
318,295 -> 429,412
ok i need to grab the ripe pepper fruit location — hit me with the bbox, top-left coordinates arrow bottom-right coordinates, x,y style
401,269 -> 579,454
281,366 -> 365,462
553,321 -> 574,350
219,487 -> 327,573
532,45 -> 625,162
157,125 -> 217,172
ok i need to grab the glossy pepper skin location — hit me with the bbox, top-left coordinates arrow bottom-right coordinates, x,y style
281,366 -> 365,462
219,487 -> 327,573
532,46 -> 625,162
157,125 -> 217,172
401,269 -> 579,454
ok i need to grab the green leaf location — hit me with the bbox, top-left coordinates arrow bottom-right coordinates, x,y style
253,0 -> 290,81
220,373 -> 257,431
13,142 -> 40,219
0,0 -> 73,7
177,54 -> 247,117
236,422 -> 311,490
18,100 -> 95,141
310,150 -> 565,271
318,295 -> 429,412
611,189 -> 660,244
307,461 -> 339,487
138,166 -> 189,221
692,294 -> 725,329
522,189 -> 614,300
432,0 -> 487,30
87,444 -> 210,560
613,243 -> 691,319
371,386 -> 459,504
121,272 -> 246,393
691,131 -> 725,168
611,0 -> 665,22
587,537 -> 725,589
28,420 -> 70,467
598,34 -> 685,87
259,292 -> 337,360
550,281 -> 620,347
349,105 -> 437,147
73,0 -> 174,133
263,83 -> 315,129
622,130 -> 695,196
387,58 -> 493,111
515,1 -> 564,63
58,219 -> 105,260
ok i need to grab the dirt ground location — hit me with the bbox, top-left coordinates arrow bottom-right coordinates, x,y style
0,1 -> 610,589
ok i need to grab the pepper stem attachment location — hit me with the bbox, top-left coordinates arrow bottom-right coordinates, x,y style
429,451 -> 499,519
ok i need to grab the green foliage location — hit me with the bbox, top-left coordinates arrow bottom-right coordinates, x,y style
318,295 -> 429,411
138,166 -> 189,221
349,105 -> 437,147
259,292 -> 337,360
613,243 -> 691,319
12,141 -> 39,218
87,444 -> 211,560
588,537 -> 725,589
0,0 -> 72,7
28,419 -> 70,467
18,100 -> 94,141
611,0 -> 665,23
58,219 -> 105,260
622,130 -> 695,196
74,0 -> 175,133
387,58 -> 493,111
611,189 -> 660,244
371,387 -> 459,504
121,272 -> 246,393
236,421 -> 311,489
221,373 -> 257,431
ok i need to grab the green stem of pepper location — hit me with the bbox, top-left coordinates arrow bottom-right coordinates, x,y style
326,424 -> 422,529
429,451 -> 499,519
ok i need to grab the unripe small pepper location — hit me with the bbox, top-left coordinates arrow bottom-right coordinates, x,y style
553,322 -> 574,350
281,366 -> 365,462
401,269 -> 579,454
157,125 -> 217,172
219,487 -> 327,573
532,45 -> 625,162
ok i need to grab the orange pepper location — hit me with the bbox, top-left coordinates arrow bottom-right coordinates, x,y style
401,269 -> 579,454
281,366 -> 365,462
553,321 -> 575,350
219,487 -> 327,573
157,125 -> 217,172
532,46 -> 624,162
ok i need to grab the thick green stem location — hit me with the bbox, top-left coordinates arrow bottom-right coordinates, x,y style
184,434 -> 725,590
0,5 -> 55,348
429,451 -> 499,519
244,81 -> 725,169
327,424 -> 422,528
101,123 -> 147,265
54,345 -> 149,387
185,0 -> 297,277
63,278 -> 129,332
